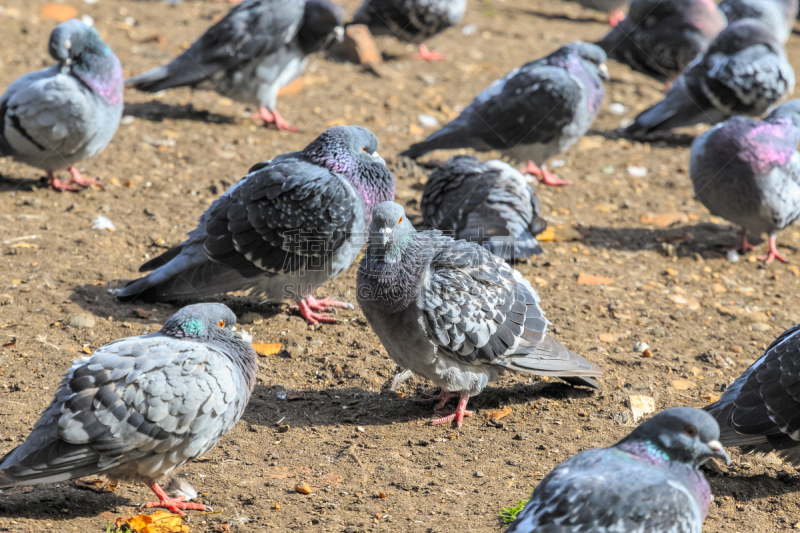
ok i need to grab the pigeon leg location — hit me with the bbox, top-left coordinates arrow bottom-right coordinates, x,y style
735,228 -> 756,253
430,394 -> 473,428
289,295 -> 352,325
47,171 -> 81,192
607,9 -> 625,26
253,107 -> 300,132
67,167 -> 103,188
47,169 -> 100,191
145,481 -> 206,515
519,161 -> 572,186
414,44 -> 447,61
757,234 -> 787,264
412,388 -> 458,410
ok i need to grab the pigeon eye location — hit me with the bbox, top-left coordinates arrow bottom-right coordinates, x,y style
684,425 -> 697,437
398,216 -> 403,224
218,320 -> 225,328
362,147 -> 368,152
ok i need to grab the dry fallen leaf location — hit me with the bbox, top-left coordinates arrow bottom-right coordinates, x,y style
701,392 -> 721,402
483,406 -> 512,421
75,478 -> 118,492
252,343 -> 283,357
115,511 -> 189,533
639,212 -> 689,227
536,224 -> 582,242
577,273 -> 614,285
40,4 -> 77,22
295,481 -> 313,494
2,337 -> 16,348
627,395 -> 655,422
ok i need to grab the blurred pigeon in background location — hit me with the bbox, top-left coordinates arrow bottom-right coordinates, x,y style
596,0 -> 725,85
624,20 -> 795,135
689,99 -> 800,263
352,0 -> 467,60
0,19 -> 123,191
357,202 -> 602,427
720,0 -> 798,44
572,0 -> 630,26
421,155 -> 547,260
0,304 -> 257,515
117,126 -> 395,326
401,42 -> 608,186
505,407 -> 729,532
128,0 -> 344,131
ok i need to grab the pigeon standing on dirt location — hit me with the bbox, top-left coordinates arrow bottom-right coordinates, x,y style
596,0 -> 726,84
0,19 -> 123,191
400,42 -> 608,186
352,0 -> 467,61
0,304 -> 257,515
127,0 -> 345,131
421,155 -> 547,260
689,99 -> 800,263
117,126 -> 395,325
357,202 -> 602,427
624,20 -> 795,136
505,407 -> 729,532
573,0 -> 630,26
720,0 -> 798,44
706,324 -> 800,464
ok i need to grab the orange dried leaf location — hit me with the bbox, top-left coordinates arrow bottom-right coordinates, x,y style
41,4 -> 78,22
2,338 -> 16,348
295,481 -> 313,494
639,212 -> 689,228
536,224 -> 581,242
115,510 -> 189,533
577,273 -> 613,285
483,406 -> 512,421
252,343 -> 283,357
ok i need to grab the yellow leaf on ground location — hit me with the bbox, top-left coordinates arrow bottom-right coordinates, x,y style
115,511 -> 189,533
40,4 -> 77,21
577,273 -> 613,285
252,343 -> 282,356
483,407 -> 512,421
536,224 -> 581,242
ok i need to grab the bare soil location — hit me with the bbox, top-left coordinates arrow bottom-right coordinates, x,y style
1,0 -> 800,531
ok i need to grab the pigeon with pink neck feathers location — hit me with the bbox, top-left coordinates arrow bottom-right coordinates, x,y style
720,0 -> 798,44
117,126 -> 395,325
689,99 -> 800,263
505,408 -> 729,533
0,19 -> 123,191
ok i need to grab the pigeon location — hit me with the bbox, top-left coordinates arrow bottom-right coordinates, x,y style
421,155 -> 547,260
624,19 -> 795,136
400,42 -> 609,186
116,126 -> 395,325
573,0 -> 630,27
689,99 -> 800,263
505,407 -> 730,532
706,324 -> 800,464
0,19 -> 123,191
356,202 -> 602,427
351,0 -> 467,61
0,303 -> 257,515
127,0 -> 345,132
596,0 -> 726,84
720,0 -> 798,44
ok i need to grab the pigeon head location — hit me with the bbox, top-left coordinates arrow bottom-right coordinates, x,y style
161,303 -> 251,345
48,19 -> 123,106
708,19 -> 782,55
368,202 -> 416,251
621,407 -> 730,468
304,126 -> 396,216
767,99 -> 800,126
298,0 -> 346,54
555,42 -> 610,81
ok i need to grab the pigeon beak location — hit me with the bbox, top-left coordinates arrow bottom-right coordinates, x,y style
598,63 -> 610,81
379,227 -> 392,246
372,151 -> 386,166
64,39 -> 71,51
707,440 -> 730,465
334,26 -> 345,43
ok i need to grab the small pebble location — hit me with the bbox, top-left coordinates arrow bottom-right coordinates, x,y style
633,341 -> 649,354
462,24 -> 477,35
627,165 -> 647,177
0,294 -> 13,305
726,250 -> 740,262
750,322 -> 771,332
474,471 -> 485,478
68,313 -> 95,329
286,344 -> 306,358
609,102 -> 626,115
239,312 -> 264,325
418,114 -> 439,128
550,159 -> 566,168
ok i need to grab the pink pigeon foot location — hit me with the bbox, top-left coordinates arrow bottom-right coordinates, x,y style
252,107 -> 300,132
414,44 -> 447,61
608,9 -> 625,26
735,228 -> 756,254
430,395 -> 473,428
145,482 -> 206,515
757,235 -> 787,264
289,295 -> 352,325
47,168 -> 102,192
412,388 -> 459,411
519,160 -> 572,186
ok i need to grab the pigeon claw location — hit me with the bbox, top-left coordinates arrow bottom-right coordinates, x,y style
519,161 -> 572,186
757,235 -> 787,264
290,295 -> 352,325
414,44 -> 447,61
254,107 -> 300,132
735,228 -> 756,253
47,168 -> 102,192
430,396 -> 473,428
146,482 -> 206,515
607,9 -> 625,26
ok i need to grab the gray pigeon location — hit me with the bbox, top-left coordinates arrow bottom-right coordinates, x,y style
625,19 -> 795,135
689,99 -> 800,263
400,42 -> 608,186
596,0 -> 726,84
506,407 -> 729,533
720,0 -> 798,44
116,126 -> 395,326
572,0 -> 630,26
127,0 -> 344,131
352,0 -> 467,60
421,155 -> 547,260
356,202 -> 602,427
0,19 -> 123,191
0,303 -> 257,515
706,324 -> 800,464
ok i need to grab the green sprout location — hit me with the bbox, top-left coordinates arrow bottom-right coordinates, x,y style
499,491 -> 532,524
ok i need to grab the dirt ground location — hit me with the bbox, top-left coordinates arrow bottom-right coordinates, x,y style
1,0 -> 800,531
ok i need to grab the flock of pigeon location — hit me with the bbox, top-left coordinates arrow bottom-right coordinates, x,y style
1,0 -> 800,530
